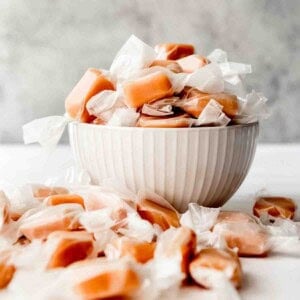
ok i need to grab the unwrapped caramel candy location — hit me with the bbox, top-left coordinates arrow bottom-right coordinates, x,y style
253,196 -> 296,220
155,43 -> 195,60
65,68 -> 114,122
137,198 -> 180,230
123,71 -> 173,108
189,248 -> 242,288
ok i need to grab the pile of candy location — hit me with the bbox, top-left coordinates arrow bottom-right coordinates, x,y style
64,35 -> 269,128
0,182 -> 298,299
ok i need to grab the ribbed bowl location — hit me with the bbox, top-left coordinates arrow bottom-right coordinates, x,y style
69,122 -> 259,212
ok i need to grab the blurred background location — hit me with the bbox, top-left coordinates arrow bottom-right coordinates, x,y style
0,0 -> 299,143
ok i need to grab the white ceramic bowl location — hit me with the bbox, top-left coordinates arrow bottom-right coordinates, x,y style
69,122 -> 259,212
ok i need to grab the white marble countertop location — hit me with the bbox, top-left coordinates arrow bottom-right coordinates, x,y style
0,143 -> 299,300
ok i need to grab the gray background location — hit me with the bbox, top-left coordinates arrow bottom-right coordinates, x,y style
0,0 -> 299,143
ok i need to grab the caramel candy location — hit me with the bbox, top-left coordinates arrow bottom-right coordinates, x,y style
137,198 -> 180,231
137,113 -> 191,128
150,60 -> 183,73
46,231 -> 94,268
156,227 -> 196,275
19,204 -> 83,240
44,194 -> 85,208
179,87 -> 238,118
123,72 -> 173,108
177,55 -> 209,73
0,263 -> 15,289
155,43 -> 194,60
65,68 -> 114,122
32,185 -> 69,199
107,237 -> 156,263
189,248 -> 242,289
213,221 -> 269,257
73,259 -> 140,299
217,211 -> 256,224
253,196 -> 296,220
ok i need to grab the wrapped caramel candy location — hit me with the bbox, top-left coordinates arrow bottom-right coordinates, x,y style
105,237 -> 156,263
179,87 -> 239,118
0,263 -> 15,289
155,43 -> 195,60
177,54 -> 210,73
189,248 -> 242,289
44,194 -> 85,208
253,196 -> 296,220
137,113 -> 191,128
19,204 -> 83,240
137,198 -> 180,230
150,60 -> 183,73
46,231 -> 94,268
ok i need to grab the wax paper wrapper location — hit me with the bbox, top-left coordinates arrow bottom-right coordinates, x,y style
110,35 -> 157,83
192,99 -> 231,127
23,115 -> 71,150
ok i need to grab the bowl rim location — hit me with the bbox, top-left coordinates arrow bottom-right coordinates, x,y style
69,121 -> 259,132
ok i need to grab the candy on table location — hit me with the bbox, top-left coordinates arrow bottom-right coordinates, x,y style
214,211 -> 269,256
137,113 -> 191,128
123,71 -> 173,108
150,60 -> 183,73
137,198 -> 180,231
46,231 -> 94,269
0,192 -> 10,230
253,196 -> 296,220
155,43 -> 195,60
189,248 -> 242,289
0,263 -> 15,289
65,68 -> 114,122
44,194 -> 85,208
177,54 -> 210,73
72,258 -> 140,299
105,237 -> 156,263
179,87 -> 239,118
155,227 -> 196,275
19,204 -> 83,240
32,184 -> 69,199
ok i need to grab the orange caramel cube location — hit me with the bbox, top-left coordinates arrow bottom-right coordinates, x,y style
137,198 -> 180,231
137,113 -> 191,128
189,248 -> 242,289
253,196 -> 296,220
45,194 -> 85,208
47,231 -> 94,269
107,237 -> 156,263
65,68 -> 114,122
32,185 -> 69,199
123,72 -> 173,108
150,60 -> 183,73
0,263 -> 15,289
155,43 -> 195,60
73,260 -> 140,299
179,88 -> 238,118
19,204 -> 82,240
177,54 -> 209,73
156,227 -> 196,275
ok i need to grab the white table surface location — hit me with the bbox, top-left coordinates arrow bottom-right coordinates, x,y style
0,143 -> 299,300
